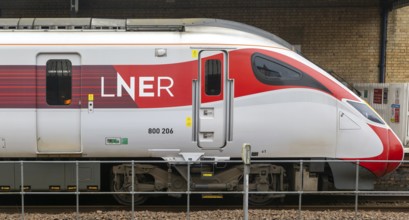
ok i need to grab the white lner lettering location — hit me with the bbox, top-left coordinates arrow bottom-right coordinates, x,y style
158,77 -> 174,97
117,73 -> 135,100
139,77 -> 154,97
101,77 -> 115,98
100,74 -> 174,100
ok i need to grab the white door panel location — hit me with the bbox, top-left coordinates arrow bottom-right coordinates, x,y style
195,50 -> 231,149
36,54 -> 81,153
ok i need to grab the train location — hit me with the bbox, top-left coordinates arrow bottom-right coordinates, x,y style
0,18 -> 404,205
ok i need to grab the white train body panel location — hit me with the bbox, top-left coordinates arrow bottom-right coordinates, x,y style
0,18 -> 404,180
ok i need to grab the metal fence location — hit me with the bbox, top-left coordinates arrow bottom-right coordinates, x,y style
0,159 -> 407,220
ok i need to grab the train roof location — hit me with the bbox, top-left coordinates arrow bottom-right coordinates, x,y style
0,18 -> 295,51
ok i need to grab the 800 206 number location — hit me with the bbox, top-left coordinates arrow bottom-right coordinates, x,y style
148,128 -> 173,134
148,128 -> 160,134
161,128 -> 173,134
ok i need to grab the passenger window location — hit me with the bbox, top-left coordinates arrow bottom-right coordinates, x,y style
46,60 -> 72,105
252,53 -> 301,85
205,59 -> 222,96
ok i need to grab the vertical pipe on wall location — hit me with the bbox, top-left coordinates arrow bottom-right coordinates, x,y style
379,0 -> 389,83
70,0 -> 79,17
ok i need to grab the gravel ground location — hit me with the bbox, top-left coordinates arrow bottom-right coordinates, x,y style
1,209 -> 409,220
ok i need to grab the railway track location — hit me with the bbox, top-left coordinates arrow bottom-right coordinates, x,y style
0,196 -> 409,213
1,203 -> 409,214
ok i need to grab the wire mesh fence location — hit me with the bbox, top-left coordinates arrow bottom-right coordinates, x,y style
0,159 -> 406,220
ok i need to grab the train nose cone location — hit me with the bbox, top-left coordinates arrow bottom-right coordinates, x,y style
386,129 -> 404,173
365,125 -> 404,177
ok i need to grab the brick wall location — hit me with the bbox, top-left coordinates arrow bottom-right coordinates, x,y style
386,7 -> 409,82
0,0 -> 70,17
72,6 -> 381,83
0,1 -> 390,84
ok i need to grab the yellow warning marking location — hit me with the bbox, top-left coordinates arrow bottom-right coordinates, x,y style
67,186 -> 77,191
202,172 -> 213,177
49,185 -> 61,191
0,186 -> 10,191
186,116 -> 192,127
202,194 -> 223,199
88,94 -> 94,101
192,50 -> 198,58
21,186 -> 31,191
87,185 -> 99,191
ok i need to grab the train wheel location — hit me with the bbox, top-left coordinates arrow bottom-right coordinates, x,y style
112,190 -> 147,206
246,164 -> 286,206
248,194 -> 274,206
110,167 -> 148,206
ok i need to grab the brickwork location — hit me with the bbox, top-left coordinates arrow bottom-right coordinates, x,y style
0,0 -> 380,11
2,4 -> 409,82
90,7 -> 382,84
81,7 -> 382,83
0,4 -> 382,84
386,7 -> 409,82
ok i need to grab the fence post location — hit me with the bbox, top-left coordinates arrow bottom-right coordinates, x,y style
298,160 -> 303,220
187,161 -> 191,220
355,160 -> 360,219
76,161 -> 79,220
242,144 -> 251,220
20,161 -> 25,220
132,160 -> 135,220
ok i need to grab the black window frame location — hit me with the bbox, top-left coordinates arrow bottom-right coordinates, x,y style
46,59 -> 72,106
251,53 -> 303,85
204,59 -> 222,96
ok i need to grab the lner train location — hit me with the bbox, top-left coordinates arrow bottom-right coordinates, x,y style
0,18 -> 404,205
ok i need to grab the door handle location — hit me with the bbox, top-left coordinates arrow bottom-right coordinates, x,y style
227,79 -> 234,141
192,80 -> 199,142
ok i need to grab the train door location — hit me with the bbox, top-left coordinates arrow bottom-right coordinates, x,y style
36,54 -> 81,153
193,50 -> 233,149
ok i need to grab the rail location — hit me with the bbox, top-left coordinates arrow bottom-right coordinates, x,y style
0,159 -> 407,220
